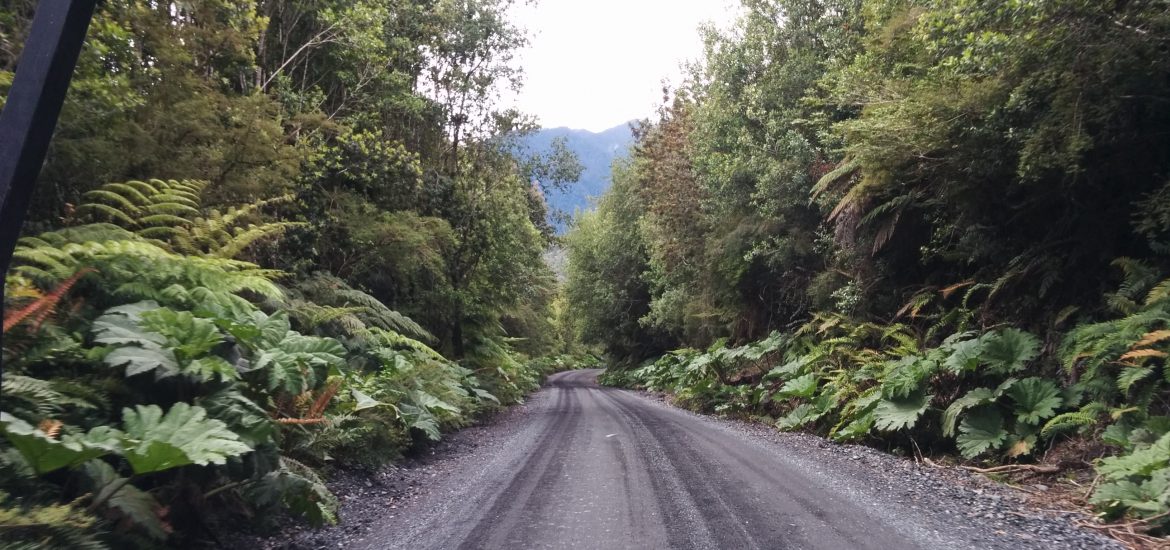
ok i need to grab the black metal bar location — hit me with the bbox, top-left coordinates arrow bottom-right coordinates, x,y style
0,1 -> 99,379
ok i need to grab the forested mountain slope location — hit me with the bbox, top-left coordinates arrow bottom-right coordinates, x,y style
565,1 -> 1170,544
516,123 -> 634,230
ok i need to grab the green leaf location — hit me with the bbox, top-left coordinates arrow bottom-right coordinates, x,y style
246,456 -> 338,526
400,403 -> 441,441
873,391 -> 932,432
220,310 -> 292,350
472,387 -> 500,404
1117,366 -> 1153,393
979,328 -> 1040,374
82,460 -> 170,539
776,403 -> 824,430
777,372 -> 818,399
255,334 -> 346,394
956,407 -> 1008,458
942,337 -> 984,373
186,356 -> 238,382
882,356 -> 936,399
411,390 -> 460,415
104,346 -> 182,379
1098,433 -> 1170,478
120,403 -> 252,474
139,308 -> 223,359
1006,377 -> 1063,425
764,356 -> 810,381
199,389 -> 274,447
942,387 -> 996,437
831,410 -> 876,442
1041,411 -> 1098,439
92,302 -> 167,346
94,302 -> 232,382
351,389 -> 386,412
0,413 -> 121,474
1090,469 -> 1170,517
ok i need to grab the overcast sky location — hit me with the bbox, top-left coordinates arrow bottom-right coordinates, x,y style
507,0 -> 739,132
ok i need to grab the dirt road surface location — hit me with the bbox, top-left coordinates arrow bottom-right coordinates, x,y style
350,369 -> 1114,550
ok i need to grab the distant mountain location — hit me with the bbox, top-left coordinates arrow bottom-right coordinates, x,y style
518,122 -> 635,231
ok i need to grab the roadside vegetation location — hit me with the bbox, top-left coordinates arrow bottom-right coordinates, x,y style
0,1 -> 589,547
568,0 -> 1170,543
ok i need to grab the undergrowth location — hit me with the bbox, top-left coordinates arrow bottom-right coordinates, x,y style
602,274 -> 1170,535
0,180 -> 575,547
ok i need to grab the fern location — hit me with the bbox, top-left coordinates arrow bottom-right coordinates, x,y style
10,230 -> 283,305
0,375 -> 102,428
75,179 -> 300,260
79,179 -> 206,228
286,273 -> 434,343
1041,410 -> 1099,438
246,456 -> 339,526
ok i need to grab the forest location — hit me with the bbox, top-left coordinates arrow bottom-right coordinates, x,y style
0,0 -> 588,546
566,0 -> 1170,542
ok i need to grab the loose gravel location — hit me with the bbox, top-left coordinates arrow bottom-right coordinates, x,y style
229,374 -> 1121,549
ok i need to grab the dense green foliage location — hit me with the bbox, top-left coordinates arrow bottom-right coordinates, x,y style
569,0 -> 1170,535
0,1 -> 582,546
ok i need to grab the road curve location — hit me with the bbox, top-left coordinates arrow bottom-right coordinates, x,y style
355,369 -> 1102,550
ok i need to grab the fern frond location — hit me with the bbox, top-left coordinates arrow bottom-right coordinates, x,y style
214,222 -> 305,259
10,268 -> 94,332
138,214 -> 193,227
810,157 -> 858,200
76,202 -> 140,226
141,202 -> 199,217
80,189 -> 144,212
1145,278 -> 1170,305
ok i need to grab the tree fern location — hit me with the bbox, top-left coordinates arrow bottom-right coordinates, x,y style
73,179 -> 300,260
284,273 -> 434,343
0,375 -> 98,418
11,229 -> 283,306
79,179 -> 206,228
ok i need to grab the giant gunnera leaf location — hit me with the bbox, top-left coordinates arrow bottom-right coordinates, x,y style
979,328 -> 1040,374
119,403 -> 252,474
873,391 -> 932,432
777,372 -> 818,399
1006,377 -> 1062,425
93,302 -> 235,382
0,413 -> 121,474
956,406 -> 1008,458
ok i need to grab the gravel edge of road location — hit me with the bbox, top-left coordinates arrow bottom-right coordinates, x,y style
227,373 -> 1123,550
221,389 -> 554,550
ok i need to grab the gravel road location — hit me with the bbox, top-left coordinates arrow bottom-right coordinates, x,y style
339,369 -> 1117,550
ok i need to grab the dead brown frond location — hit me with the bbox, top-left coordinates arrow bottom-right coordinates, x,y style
3,268 -> 94,333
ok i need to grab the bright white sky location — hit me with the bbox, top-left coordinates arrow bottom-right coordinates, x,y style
507,0 -> 740,132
